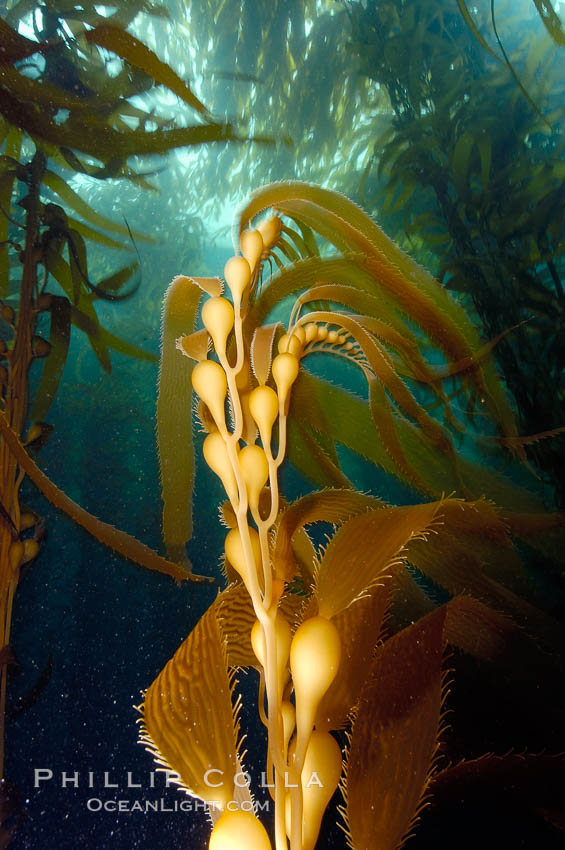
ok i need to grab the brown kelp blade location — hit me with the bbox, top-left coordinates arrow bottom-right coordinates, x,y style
237,181 -> 519,446
0,411 -> 193,582
157,276 -> 215,566
272,489 -> 382,582
85,26 -> 211,119
316,582 -> 391,733
216,584 -> 258,668
406,501 -> 565,651
43,170 -> 153,242
291,370 -> 544,510
391,570 -> 527,664
500,508 -> 565,571
29,295 -> 71,422
443,594 -> 522,662
0,81 -> 236,164
0,17 -> 55,64
250,322 -> 280,385
290,278 -> 441,389
342,607 -> 446,850
287,413 -> 352,490
137,601 -> 242,808
315,500 -> 445,619
301,308 -> 454,454
367,375 -> 432,493
249,255 -> 404,329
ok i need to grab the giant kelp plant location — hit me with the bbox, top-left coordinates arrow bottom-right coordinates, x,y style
0,2 -> 564,846
0,0 -> 256,802
138,182 -> 565,850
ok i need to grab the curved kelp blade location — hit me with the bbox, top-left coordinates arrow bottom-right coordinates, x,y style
367,376 -> 431,494
67,217 -> 141,303
157,276 -> 221,567
391,572 -> 528,665
315,501 -> 444,619
291,280 -> 439,386
137,601 -> 243,807
0,63 -> 96,115
85,26 -> 211,119
30,295 -> 71,422
0,82 -> 236,164
286,416 -> 352,492
532,0 -> 565,45
316,582 -> 391,733
67,218 -> 126,251
69,303 -> 156,368
341,607 -> 446,850
272,489 -> 382,582
293,307 -> 485,479
406,501 -> 565,650
67,228 -> 88,304
454,0 -> 503,64
500,508 -> 565,571
44,243 -> 111,372
443,595 -> 523,662
249,256 -> 404,330
290,357 -> 448,497
237,181 -> 519,444
250,322 -> 280,385
86,260 -> 141,302
100,324 -> 156,361
291,371 -> 545,511
237,183 -> 469,337
0,17 -> 54,64
0,411 -> 194,582
411,548 -> 565,655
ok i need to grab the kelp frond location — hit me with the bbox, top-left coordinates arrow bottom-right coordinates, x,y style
232,181 -> 530,504
0,410 -> 204,582
340,607 -> 447,850
137,600 -> 245,808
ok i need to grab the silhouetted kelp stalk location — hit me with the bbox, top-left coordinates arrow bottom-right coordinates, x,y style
137,182 -> 565,850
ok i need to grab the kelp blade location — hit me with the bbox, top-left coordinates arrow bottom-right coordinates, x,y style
138,601 -> 241,808
157,276 -> 202,565
343,608 -> 446,850
315,501 -> 443,618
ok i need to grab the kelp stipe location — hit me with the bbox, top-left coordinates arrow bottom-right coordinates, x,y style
138,183 -> 565,849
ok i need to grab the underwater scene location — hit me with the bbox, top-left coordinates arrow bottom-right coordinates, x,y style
1,1 -> 565,848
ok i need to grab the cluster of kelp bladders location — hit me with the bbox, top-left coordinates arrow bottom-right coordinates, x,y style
137,182 -> 565,850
